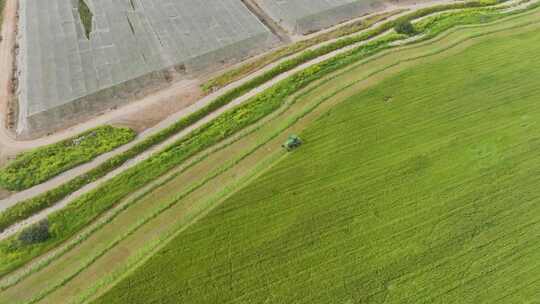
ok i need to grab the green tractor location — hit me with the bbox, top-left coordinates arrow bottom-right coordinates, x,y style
282,135 -> 303,151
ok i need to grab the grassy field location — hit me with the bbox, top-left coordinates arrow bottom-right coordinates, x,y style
95,20 -> 540,304
0,126 -> 136,192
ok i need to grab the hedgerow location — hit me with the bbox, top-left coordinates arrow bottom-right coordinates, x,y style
0,126 -> 136,191
203,0 -> 506,94
200,0 -> 512,93
0,0 -> 525,279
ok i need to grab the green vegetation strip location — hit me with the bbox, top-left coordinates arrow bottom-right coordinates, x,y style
78,0 -> 93,39
201,0 -> 514,94
96,20 -> 540,304
0,0 -> 5,28
0,0 -> 509,239
0,126 -> 136,191
201,10 -> 404,93
75,11 -> 540,303
0,0 -> 525,279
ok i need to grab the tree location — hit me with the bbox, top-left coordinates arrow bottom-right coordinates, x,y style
394,20 -> 416,36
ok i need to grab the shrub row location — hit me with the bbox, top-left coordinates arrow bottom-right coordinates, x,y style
0,0 -> 518,277
0,126 -> 136,191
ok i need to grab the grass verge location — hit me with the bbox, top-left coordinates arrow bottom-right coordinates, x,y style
0,126 -> 136,191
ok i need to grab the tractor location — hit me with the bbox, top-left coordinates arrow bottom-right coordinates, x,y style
282,135 -> 303,151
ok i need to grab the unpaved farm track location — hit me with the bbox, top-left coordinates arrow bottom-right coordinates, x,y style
0,0 -> 402,191
0,0 -> 521,261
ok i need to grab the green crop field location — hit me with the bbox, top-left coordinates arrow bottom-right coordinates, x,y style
95,21 -> 540,304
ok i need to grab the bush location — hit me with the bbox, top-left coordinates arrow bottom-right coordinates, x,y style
394,20 -> 416,35
18,220 -> 50,245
